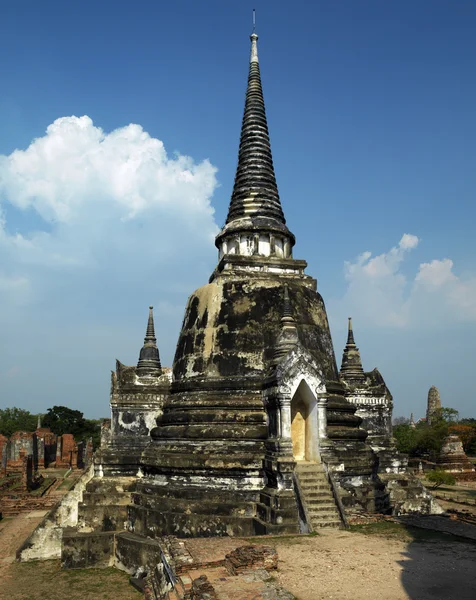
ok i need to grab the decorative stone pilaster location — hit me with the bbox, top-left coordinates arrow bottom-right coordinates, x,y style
277,392 -> 291,440
317,394 -> 328,440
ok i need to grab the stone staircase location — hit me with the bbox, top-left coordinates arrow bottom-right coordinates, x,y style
295,462 -> 342,530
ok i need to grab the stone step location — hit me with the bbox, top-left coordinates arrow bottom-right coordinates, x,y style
295,464 -> 342,531
295,462 -> 323,470
300,483 -> 330,491
308,510 -> 339,521
306,502 -> 336,511
303,491 -> 334,500
296,467 -> 326,475
310,520 -> 341,528
298,475 -> 328,483
296,468 -> 326,475
310,520 -> 340,528
306,505 -> 339,514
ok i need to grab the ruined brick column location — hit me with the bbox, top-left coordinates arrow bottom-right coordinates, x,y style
20,449 -> 30,490
0,434 -> 7,475
56,435 -> 63,465
71,443 -> 78,469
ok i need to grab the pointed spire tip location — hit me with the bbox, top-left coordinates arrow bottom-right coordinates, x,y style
250,11 -> 259,62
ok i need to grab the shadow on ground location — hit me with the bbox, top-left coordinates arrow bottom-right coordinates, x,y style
354,520 -> 476,600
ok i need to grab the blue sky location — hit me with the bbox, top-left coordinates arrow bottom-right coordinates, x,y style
0,0 -> 475,420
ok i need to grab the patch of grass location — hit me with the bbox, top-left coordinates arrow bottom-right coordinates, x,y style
57,478 -> 75,491
349,521 -> 410,539
30,477 -> 56,496
2,560 -> 141,600
349,520 -> 476,546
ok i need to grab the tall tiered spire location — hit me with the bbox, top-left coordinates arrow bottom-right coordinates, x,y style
339,318 -> 366,384
226,29 -> 284,224
215,22 -> 295,261
136,306 -> 162,377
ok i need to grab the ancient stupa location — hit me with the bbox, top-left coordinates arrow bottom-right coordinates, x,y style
127,28 -> 391,538
14,24 -> 445,582
438,435 -> 475,473
339,318 -> 405,473
426,385 -> 441,425
78,25 -> 440,547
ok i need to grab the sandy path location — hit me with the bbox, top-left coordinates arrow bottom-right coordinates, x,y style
273,528 -> 476,600
0,512 -> 45,565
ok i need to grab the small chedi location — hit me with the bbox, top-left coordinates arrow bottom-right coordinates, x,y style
33,25 -> 443,582
99,306 -> 172,477
339,317 -> 405,474
418,385 -> 474,475
438,435 -> 475,473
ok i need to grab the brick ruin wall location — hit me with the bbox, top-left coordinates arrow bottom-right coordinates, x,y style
0,429 -> 93,476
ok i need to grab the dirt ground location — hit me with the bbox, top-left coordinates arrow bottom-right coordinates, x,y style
1,515 -> 476,600
271,523 -> 476,600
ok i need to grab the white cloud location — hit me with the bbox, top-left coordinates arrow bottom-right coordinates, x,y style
0,116 -> 220,418
414,259 -> 476,320
0,115 -> 219,308
0,116 -> 218,224
399,233 -> 419,250
415,258 -> 456,287
335,235 -> 476,329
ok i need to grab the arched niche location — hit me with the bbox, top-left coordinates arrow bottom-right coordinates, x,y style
290,379 -> 318,462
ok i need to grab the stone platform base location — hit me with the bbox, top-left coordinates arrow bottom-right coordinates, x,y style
62,529 -> 294,599
380,473 -> 444,515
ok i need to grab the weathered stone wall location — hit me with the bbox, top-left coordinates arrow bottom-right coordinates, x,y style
5,432 -> 38,473
1,429 -> 84,475
98,362 -> 171,476
17,463 -> 95,562
172,278 -> 339,385
62,531 -> 115,569
347,397 -> 392,441
56,433 -> 78,468
110,362 -> 171,439
36,428 -> 57,468
380,473 -> 444,515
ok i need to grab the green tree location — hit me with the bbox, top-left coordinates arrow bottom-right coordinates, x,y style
43,405 -> 87,437
393,416 -> 410,426
0,408 -> 37,437
42,405 -> 101,447
393,423 -> 418,454
412,421 -> 449,460
433,407 -> 459,424
426,469 -> 456,489
394,420 -> 449,460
